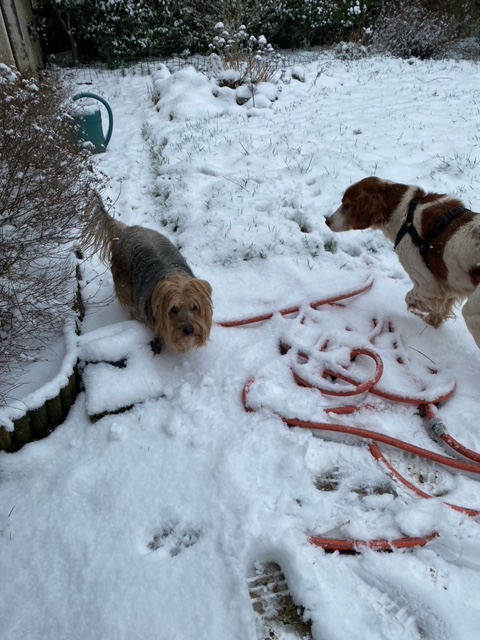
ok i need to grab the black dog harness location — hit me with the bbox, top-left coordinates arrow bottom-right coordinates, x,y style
394,197 -> 471,269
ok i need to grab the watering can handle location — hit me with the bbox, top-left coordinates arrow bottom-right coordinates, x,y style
72,92 -> 114,148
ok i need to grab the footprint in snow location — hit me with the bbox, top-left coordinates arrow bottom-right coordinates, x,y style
148,522 -> 201,557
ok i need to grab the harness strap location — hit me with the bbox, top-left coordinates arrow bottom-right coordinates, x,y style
423,207 -> 470,253
394,198 -> 421,251
394,198 -> 472,269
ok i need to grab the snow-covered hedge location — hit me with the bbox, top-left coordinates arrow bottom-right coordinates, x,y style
36,0 -> 379,63
0,64 -> 94,405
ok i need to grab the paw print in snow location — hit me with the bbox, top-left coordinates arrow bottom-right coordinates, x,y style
148,522 -> 201,557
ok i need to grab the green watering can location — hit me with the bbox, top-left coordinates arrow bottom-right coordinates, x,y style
71,92 -> 113,153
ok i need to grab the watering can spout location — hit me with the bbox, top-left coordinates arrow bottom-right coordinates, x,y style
71,92 -> 113,153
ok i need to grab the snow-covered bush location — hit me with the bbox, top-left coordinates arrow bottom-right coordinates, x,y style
276,0 -> 378,48
371,0 -> 460,59
188,0 -> 284,46
36,0 -> 377,63
78,0 -> 173,63
208,23 -> 280,87
35,0 -> 478,64
0,65 -> 94,400
36,0 -> 206,64
76,0 -> 283,63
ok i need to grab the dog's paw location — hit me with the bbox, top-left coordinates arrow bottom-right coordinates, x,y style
423,313 -> 445,328
408,308 -> 444,328
150,338 -> 162,354
406,290 -> 429,313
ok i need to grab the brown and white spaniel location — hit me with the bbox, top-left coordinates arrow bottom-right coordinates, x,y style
326,176 -> 480,348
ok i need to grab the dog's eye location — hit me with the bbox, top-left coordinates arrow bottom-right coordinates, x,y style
191,304 -> 199,312
169,306 -> 179,315
343,202 -> 350,210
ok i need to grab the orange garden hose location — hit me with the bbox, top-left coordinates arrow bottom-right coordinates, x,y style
309,532 -> 439,553
423,403 -> 480,464
368,443 -> 480,518
220,278 -> 480,553
216,276 -> 374,327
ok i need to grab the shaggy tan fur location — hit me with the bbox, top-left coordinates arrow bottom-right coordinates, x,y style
150,274 -> 213,353
84,195 -> 213,353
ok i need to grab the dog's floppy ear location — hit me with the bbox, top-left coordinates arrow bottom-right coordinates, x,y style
195,279 -> 212,299
151,279 -> 173,321
191,279 -> 213,323
353,192 -> 385,228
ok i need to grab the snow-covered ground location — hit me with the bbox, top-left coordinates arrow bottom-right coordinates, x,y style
1,50 -> 480,639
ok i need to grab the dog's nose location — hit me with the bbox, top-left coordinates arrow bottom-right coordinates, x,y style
325,216 -> 332,228
183,324 -> 194,336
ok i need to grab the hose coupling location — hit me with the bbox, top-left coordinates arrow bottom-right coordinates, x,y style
429,417 -> 447,441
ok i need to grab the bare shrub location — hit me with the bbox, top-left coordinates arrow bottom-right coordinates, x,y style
371,0 -> 460,59
0,64 -> 95,401
208,23 -> 280,87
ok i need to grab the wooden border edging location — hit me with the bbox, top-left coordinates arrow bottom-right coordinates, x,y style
0,363 -> 81,454
0,277 -> 84,453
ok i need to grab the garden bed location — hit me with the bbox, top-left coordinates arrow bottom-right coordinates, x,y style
0,317 -> 81,452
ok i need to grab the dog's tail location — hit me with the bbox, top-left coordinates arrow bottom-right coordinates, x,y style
83,193 -> 126,263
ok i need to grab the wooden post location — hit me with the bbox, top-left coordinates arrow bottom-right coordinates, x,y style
0,427 -> 13,452
46,395 -> 63,429
12,413 -> 31,446
28,404 -> 48,439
